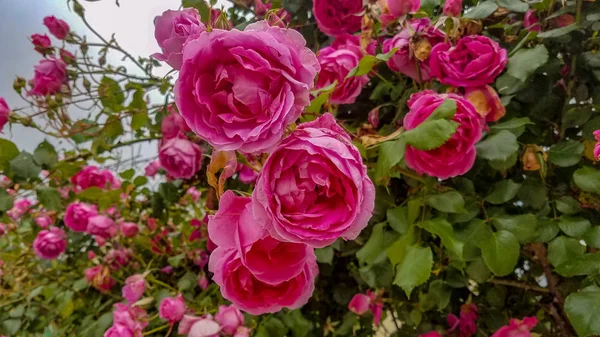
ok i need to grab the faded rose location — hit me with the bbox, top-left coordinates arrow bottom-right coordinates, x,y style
152,9 -> 206,70
524,10 -> 542,32
315,35 -> 371,104
430,35 -> 508,87
33,227 -> 67,259
313,0 -> 363,37
404,91 -> 483,179
158,138 -> 203,179
29,58 -> 67,96
64,202 -> 98,232
43,16 -> 70,39
463,85 -> 506,122
175,21 -> 319,153
252,113 -> 375,248
71,166 -> 120,190
383,19 -> 445,82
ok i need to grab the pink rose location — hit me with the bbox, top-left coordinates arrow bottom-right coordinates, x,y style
198,274 -> 209,290
159,294 -> 187,323
348,294 -> 371,315
7,198 -> 32,221
208,192 -> 318,314
31,34 -> 51,53
315,36 -> 370,104
0,98 -> 9,133
419,333 -> 442,337
34,215 -> 53,228
447,303 -> 478,337
158,138 -> 203,179
184,316 -> 221,337
104,325 -> 134,337
122,274 -> 145,303
386,0 -> 421,18
152,9 -> 206,70
65,202 -> 98,232
430,35 -> 508,87
87,215 -> 118,238
594,130 -> 600,160
403,91 -> 483,179
237,164 -> 259,184
186,187 -> 202,201
524,10 -> 541,32
71,166 -> 120,190
43,16 -> 70,39
161,109 -> 190,139
179,315 -> 204,335
215,305 -> 244,335
85,265 -> 116,292
383,18 -> 445,82
234,327 -> 251,337
313,0 -> 363,37
443,0 -> 462,16
491,317 -> 537,337
252,113 -> 375,248
113,303 -> 148,334
33,227 -> 67,259
161,265 -> 174,274
463,86 -> 506,122
120,222 -> 139,237
105,247 -> 132,270
0,223 -> 6,236
175,21 -> 319,153
88,251 -> 96,259
144,160 -> 161,177
29,58 -> 67,96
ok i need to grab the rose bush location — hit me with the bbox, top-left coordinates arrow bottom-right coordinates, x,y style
0,0 -> 600,336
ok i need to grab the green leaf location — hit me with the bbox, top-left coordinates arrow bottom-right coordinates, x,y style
538,24 -> 579,38
393,244 -> 433,297
315,246 -> 334,264
159,182 -> 180,204
480,230 -> 520,276
558,216 -> 591,238
428,100 -> 457,120
492,214 -> 538,243
33,140 -> 58,168
420,218 -> 464,260
456,219 -> 493,248
426,191 -> 465,213
489,151 -> 518,171
466,257 -> 492,283
464,1 -> 499,18
403,119 -> 459,151
565,286 -> 600,337
387,206 -> 410,234
281,310 -> 313,337
548,140 -> 584,167
548,236 -> 585,266
536,218 -> 560,243
496,0 -> 528,12
167,254 -> 185,268
356,222 -> 399,265
347,49 -> 397,78
517,177 -> 548,209
10,152 -> 41,179
120,168 -> 135,180
375,137 -> 405,185
134,176 -> 148,186
78,187 -> 106,200
555,196 -> 582,214
182,0 -> 211,22
489,117 -> 533,132
131,113 -> 149,131
562,106 -> 593,131
573,167 -> 600,194
476,130 -> 519,161
507,45 -> 549,82
0,138 -> 19,170
359,262 -> 394,288
2,319 -> 22,335
98,76 -> 125,111
583,227 -> 600,248
36,186 -> 62,211
485,180 -> 521,204
555,253 -> 600,276
306,81 -> 337,113
0,189 -> 14,211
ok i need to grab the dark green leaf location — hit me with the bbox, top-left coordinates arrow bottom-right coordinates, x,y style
507,45 -> 549,81
0,138 -> 19,170
556,253 -> 600,276
485,180 -> 521,204
420,218 -> 464,260
583,227 -> 600,248
558,216 -> 591,238
489,117 -> 533,132
555,196 -> 582,214
476,130 -> 519,161
517,177 -> 548,209
357,222 -> 399,265
281,310 -> 312,337
548,236 -> 585,266
573,167 -> 600,194
10,152 -> 41,179
496,0 -> 528,12
565,286 -> 600,337
464,1 -> 499,18
315,246 -> 334,264
492,214 -> 538,243
393,244 -> 433,297
426,191 -> 465,213
548,140 -> 584,167
98,76 -> 125,111
403,119 -> 459,151
359,262 -> 394,288
33,140 -> 58,168
36,186 -> 62,211
387,206 -> 410,234
538,24 -> 579,38
481,230 -> 520,276
0,189 -> 14,211
375,137 -> 405,185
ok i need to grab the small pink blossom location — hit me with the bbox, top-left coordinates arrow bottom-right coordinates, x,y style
33,227 -> 67,259
29,58 -> 68,96
8,199 -> 32,221
34,215 -> 53,228
120,222 -> 139,237
71,166 -> 120,190
31,34 -> 51,53
198,274 -> 209,290
447,303 -> 478,337
159,294 -> 187,324
64,202 -> 98,232
187,187 -> 201,201
419,333 -> 442,337
122,274 -> 146,303
0,223 -> 6,236
348,294 -> 371,314
144,160 -> 161,177
215,305 -> 244,335
491,317 -> 537,337
105,248 -> 132,270
0,98 -> 8,133
234,327 -> 251,337
43,16 -> 70,39
87,215 -> 118,239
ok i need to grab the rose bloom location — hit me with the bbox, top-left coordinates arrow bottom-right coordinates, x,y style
215,305 -> 244,335
594,130 -> 600,161
383,19 -> 445,82
159,294 -> 187,323
105,247 -> 132,270
43,16 -> 70,39
491,317 -> 537,337
313,0 -> 363,37
385,0 -> 421,18
85,265 -> 116,292
144,160 -> 161,177
175,21 -> 319,153
152,9 -> 206,70
234,327 -> 251,337
29,58 -> 68,96
104,325 -> 134,337
158,138 -> 203,179
120,222 -> 139,238
31,34 -> 51,53
179,315 -> 221,337
315,35 -> 372,104
122,274 -> 146,303
447,303 -> 478,337
524,10 -> 541,32
7,199 -> 33,221
463,86 -> 505,122
71,166 -> 120,190
161,108 -> 190,139
87,215 -> 118,239
419,333 -> 442,337
252,113 -> 375,248
430,35 -> 508,87
64,202 -> 98,232
403,91 -> 483,179
0,97 -> 9,133
443,0 -> 462,16
34,215 -> 53,228
33,227 -> 67,259
112,302 -> 148,335
348,293 -> 371,315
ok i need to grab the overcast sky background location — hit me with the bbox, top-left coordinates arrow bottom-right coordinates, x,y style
0,0 -> 228,169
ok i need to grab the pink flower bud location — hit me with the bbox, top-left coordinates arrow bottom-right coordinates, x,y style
215,305 -> 244,335
34,215 -> 53,228
348,294 -> 371,315
43,16 -> 70,40
122,274 -> 146,303
198,274 -> 209,290
31,34 -> 51,53
120,222 -> 139,238
159,294 -> 187,324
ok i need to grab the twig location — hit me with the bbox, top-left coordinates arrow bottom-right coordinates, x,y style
488,279 -> 551,293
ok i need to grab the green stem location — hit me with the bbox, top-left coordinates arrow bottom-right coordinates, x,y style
142,324 -> 171,336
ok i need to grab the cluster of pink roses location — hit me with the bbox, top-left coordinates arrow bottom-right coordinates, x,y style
420,314 -> 537,337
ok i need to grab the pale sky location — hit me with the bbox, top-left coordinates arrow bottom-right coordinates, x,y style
0,0 -> 228,166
